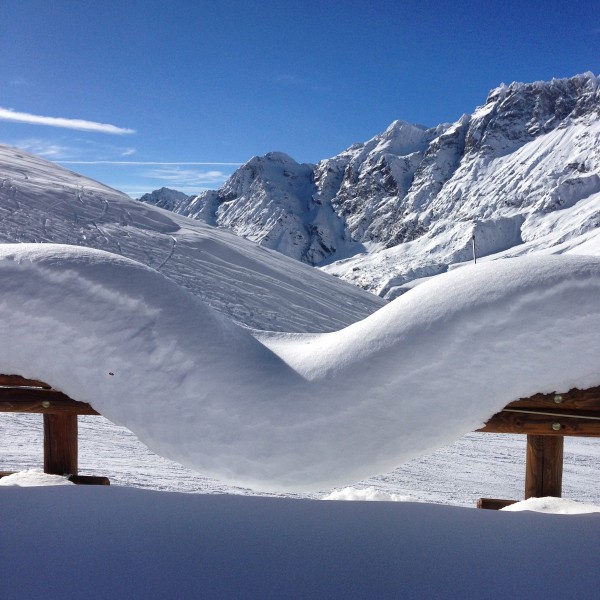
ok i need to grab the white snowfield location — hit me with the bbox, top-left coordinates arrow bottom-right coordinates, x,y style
2,244 -> 599,491
0,143 -> 384,333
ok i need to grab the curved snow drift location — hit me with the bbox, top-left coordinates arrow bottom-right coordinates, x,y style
1,244 -> 599,491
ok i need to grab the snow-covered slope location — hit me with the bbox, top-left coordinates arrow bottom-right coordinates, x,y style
0,144 -> 384,331
149,73 -> 600,297
332,74 -> 600,262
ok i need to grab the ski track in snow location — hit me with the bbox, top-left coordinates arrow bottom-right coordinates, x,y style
156,235 -> 177,271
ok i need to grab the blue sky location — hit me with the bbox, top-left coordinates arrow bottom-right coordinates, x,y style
1,0 -> 598,197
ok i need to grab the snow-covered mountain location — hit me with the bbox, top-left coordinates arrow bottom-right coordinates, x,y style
0,144 -> 384,332
175,152 -> 343,264
144,72 -> 600,297
138,187 -> 192,212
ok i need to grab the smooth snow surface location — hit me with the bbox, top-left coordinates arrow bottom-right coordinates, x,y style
2,487 -> 600,600
1,244 -> 599,491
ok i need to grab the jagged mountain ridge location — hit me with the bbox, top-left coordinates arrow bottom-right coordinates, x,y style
140,72 -> 600,296
172,152 -> 348,264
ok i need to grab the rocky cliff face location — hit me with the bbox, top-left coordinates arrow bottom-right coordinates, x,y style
318,120 -> 447,249
140,73 -> 600,295
175,152 -> 345,263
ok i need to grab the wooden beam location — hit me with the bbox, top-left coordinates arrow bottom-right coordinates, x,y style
525,435 -> 563,498
477,410 -> 600,437
477,498 -> 518,510
44,413 -> 78,475
68,474 -> 110,485
504,386 -> 600,411
0,374 -> 51,388
1,374 -> 103,481
0,388 -> 99,415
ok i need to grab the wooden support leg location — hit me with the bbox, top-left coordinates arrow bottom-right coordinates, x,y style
525,434 -> 563,499
43,414 -> 78,475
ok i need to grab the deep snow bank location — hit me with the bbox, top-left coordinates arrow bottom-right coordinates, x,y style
2,486 -> 600,600
1,244 -> 599,491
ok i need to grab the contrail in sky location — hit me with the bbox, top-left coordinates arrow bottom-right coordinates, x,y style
0,107 -> 135,135
59,161 -> 243,165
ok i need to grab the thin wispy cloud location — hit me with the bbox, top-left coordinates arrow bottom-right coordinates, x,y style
116,168 -> 232,198
143,167 -> 229,186
58,160 -> 243,165
0,107 -> 135,135
8,138 -> 71,159
2,136 -> 142,162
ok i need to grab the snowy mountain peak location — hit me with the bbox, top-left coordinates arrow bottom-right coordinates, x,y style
226,151 -> 312,183
485,82 -> 508,104
380,119 -> 427,142
171,151 -> 343,263
340,119 -> 434,165
255,151 -> 305,165
138,187 -> 191,212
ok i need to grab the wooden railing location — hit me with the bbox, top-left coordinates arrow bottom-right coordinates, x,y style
476,385 -> 600,507
1,375 -> 599,499
0,375 -> 108,485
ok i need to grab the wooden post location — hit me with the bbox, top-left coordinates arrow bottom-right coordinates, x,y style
43,414 -> 78,475
525,434 -> 563,498
1,375 -> 108,483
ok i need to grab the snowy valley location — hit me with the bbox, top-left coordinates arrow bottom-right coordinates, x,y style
1,72 -> 600,600
2,72 -> 600,504
1,86 -> 600,503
